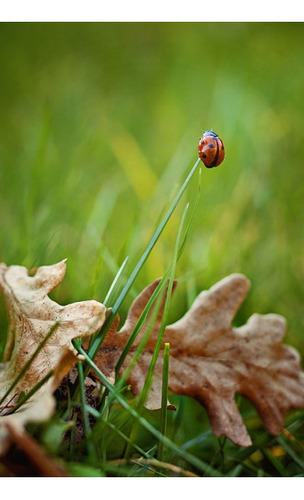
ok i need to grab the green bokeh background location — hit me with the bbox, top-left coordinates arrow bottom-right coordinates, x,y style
0,23 -> 303,354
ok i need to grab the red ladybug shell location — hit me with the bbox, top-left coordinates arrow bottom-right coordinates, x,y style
198,130 -> 225,168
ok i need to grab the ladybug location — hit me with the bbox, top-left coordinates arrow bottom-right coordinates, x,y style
198,130 -> 225,168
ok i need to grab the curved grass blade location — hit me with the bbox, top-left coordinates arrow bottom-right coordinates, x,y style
115,168 -> 201,380
87,158 -> 201,364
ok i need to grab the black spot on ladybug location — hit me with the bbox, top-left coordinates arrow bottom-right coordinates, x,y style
202,153 -> 207,158
208,144 -> 214,148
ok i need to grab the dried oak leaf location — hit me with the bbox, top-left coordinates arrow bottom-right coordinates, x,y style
0,260 -> 106,456
94,274 -> 304,447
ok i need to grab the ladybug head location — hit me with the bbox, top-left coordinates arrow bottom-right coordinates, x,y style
203,130 -> 218,138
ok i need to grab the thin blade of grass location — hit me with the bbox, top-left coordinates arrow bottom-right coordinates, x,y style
127,461 -> 167,477
131,458 -> 198,477
113,175 -> 201,388
135,202 -> 190,406
75,344 -> 221,477
276,434 -> 304,470
180,430 -> 212,451
114,276 -> 168,379
0,321 -> 59,406
4,370 -> 54,415
91,415 -> 152,459
87,158 -> 201,364
106,174 -> 201,456
124,203 -> 190,458
262,447 -> 289,477
103,255 -> 129,306
98,289 -> 165,419
226,464 -> 243,477
157,342 -> 170,462
88,255 -> 129,353
177,166 -> 201,258
77,360 -> 97,460
0,393 -> 19,416
71,158 -> 200,401
77,361 -> 91,437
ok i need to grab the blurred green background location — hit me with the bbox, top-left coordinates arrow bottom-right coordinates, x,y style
0,22 -> 303,354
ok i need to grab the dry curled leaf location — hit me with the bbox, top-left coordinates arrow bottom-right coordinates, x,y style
0,260 -> 106,456
94,274 -> 304,447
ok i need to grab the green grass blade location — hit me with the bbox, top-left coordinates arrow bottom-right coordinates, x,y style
77,361 -> 91,437
77,360 -> 98,461
180,431 -> 212,451
135,203 -> 189,408
103,255 -> 129,306
118,292 -> 165,388
98,290 -> 165,419
157,342 -> 170,462
115,189 -> 200,379
87,158 -> 201,363
72,158 -> 200,401
105,174 -> 201,458
4,370 -> 54,415
88,255 -> 129,353
262,448 -> 289,477
114,274 -> 169,378
0,321 -> 59,406
226,464 -> 243,477
101,418 -> 151,459
114,175 -> 200,387
176,166 -> 202,258
124,203 -> 189,458
276,435 -> 304,470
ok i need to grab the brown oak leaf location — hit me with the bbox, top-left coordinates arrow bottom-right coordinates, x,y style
0,260 -> 106,456
93,274 -> 304,447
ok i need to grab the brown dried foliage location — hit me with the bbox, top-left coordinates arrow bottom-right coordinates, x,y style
1,258 -> 303,451
0,260 -> 106,456
93,274 -> 304,447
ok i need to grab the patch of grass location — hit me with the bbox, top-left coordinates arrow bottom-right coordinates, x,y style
1,23 -> 304,477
